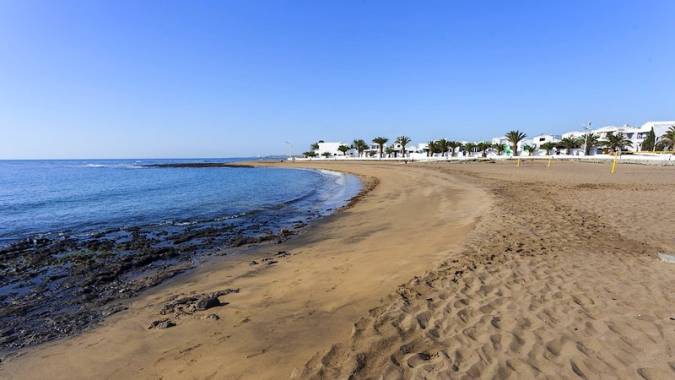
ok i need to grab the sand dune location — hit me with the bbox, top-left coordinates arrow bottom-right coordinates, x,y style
1,160 -> 674,379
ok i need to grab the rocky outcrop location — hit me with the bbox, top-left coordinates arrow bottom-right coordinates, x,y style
159,289 -> 239,317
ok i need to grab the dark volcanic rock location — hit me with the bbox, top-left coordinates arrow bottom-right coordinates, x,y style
159,288 -> 239,316
275,251 -> 290,258
148,319 -> 176,329
101,304 -> 129,317
0,174 -> 332,352
144,162 -> 254,168
231,236 -> 260,247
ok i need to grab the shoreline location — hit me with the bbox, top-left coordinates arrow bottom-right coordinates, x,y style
0,165 -> 363,354
0,161 -> 490,379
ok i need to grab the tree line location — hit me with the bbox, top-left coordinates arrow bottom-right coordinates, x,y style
303,126 -> 675,158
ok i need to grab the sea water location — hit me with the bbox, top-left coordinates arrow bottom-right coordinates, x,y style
0,159 -> 361,244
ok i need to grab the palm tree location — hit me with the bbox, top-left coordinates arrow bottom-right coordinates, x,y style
476,142 -> 491,157
372,137 -> 388,158
580,133 -> 600,155
352,139 -> 368,157
385,146 -> 396,158
448,141 -> 462,157
395,136 -> 412,157
492,143 -> 505,156
426,141 -> 437,157
540,142 -> 557,155
505,130 -> 527,156
661,126 -> 675,151
310,142 -> 320,151
337,145 -> 350,156
435,139 -> 449,158
603,132 -> 632,153
303,151 -> 317,158
523,144 -> 536,156
321,152 -> 332,158
558,137 -> 581,155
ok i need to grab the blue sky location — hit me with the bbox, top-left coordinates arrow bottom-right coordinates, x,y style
1,0 -> 674,159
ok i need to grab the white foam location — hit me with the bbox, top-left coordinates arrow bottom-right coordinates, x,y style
317,169 -> 344,177
319,169 -> 347,185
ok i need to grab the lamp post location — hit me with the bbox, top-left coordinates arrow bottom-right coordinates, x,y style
284,141 -> 294,162
583,122 -> 592,156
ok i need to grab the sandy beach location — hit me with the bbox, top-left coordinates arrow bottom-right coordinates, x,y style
1,160 -> 674,379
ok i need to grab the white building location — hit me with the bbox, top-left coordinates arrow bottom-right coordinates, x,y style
561,130 -> 585,139
644,121 -> 674,135
387,142 -> 422,157
581,121 -> 674,152
489,120 -> 674,156
414,143 -> 428,152
491,136 -> 508,146
528,134 -> 561,148
316,142 -> 352,157
524,134 -> 561,155
640,121 -> 675,149
366,142 -> 388,157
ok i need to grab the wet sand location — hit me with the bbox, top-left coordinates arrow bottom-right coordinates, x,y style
2,160 -> 674,379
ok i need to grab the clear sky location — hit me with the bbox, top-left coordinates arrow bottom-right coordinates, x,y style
1,0 -> 674,159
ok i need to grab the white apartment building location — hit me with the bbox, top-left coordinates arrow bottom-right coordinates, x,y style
315,142 -> 351,157
597,125 -> 642,152
492,120 -> 674,155
389,142 -> 421,156
644,121 -> 674,137
638,121 -> 675,149
528,134 -> 561,148
564,121 -> 675,152
366,143 -> 388,157
520,134 -> 560,155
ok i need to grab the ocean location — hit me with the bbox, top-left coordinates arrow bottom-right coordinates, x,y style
0,159 -> 361,351
0,159 -> 360,244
